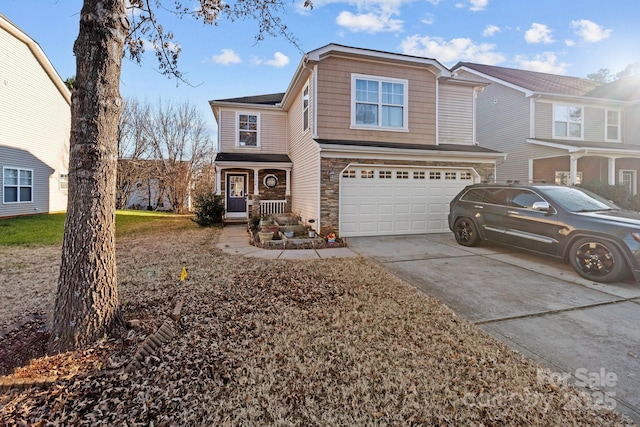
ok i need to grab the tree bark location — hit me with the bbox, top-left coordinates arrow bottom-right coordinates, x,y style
49,0 -> 128,353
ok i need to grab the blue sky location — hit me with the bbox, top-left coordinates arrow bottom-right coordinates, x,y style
3,0 -> 639,137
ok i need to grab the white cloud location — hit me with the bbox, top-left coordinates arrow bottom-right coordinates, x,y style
571,19 -> 612,43
483,25 -> 500,37
400,35 -> 505,65
515,52 -> 568,74
265,52 -> 290,68
306,0 -> 409,33
525,23 -> 554,44
565,39 -> 576,47
211,49 -> 241,65
336,10 -> 403,32
252,52 -> 291,68
421,13 -> 435,25
469,0 -> 489,12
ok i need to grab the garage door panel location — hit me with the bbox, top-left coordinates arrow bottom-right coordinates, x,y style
340,167 -> 474,237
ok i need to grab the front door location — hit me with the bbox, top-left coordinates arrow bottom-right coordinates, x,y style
226,174 -> 247,218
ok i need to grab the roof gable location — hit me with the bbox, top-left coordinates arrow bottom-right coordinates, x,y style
454,62 -> 600,97
0,13 -> 70,105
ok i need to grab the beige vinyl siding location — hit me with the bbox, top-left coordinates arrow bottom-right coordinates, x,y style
537,102 -> 610,142
315,56 -> 437,145
584,106 -> 604,141
534,102 -> 552,139
624,104 -> 640,145
288,78 -> 320,226
0,24 -> 70,217
472,78 -> 531,182
217,108 -> 288,154
438,83 -> 474,145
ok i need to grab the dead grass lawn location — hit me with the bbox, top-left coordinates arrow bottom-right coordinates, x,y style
0,225 -> 634,425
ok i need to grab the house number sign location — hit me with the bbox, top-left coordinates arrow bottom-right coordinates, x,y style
264,174 -> 278,188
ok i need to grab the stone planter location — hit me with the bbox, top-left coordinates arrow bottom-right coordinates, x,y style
258,231 -> 274,244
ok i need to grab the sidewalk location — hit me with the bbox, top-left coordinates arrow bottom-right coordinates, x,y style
216,224 -> 358,259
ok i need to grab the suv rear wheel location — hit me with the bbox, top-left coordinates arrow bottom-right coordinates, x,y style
453,218 -> 480,247
569,237 -> 628,283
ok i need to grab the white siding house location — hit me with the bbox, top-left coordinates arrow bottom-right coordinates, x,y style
0,14 -> 71,218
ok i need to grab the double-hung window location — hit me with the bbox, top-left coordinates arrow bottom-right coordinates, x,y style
237,113 -> 259,147
606,109 -> 621,141
3,167 -> 33,203
352,74 -> 408,130
553,105 -> 583,139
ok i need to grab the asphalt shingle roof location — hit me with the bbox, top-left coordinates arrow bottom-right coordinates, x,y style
211,93 -> 285,105
454,62 -> 601,96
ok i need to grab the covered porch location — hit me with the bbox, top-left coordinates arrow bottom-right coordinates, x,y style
214,153 -> 293,221
529,139 -> 640,194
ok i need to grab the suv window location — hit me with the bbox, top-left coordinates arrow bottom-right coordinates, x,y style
509,189 -> 545,209
460,188 -> 485,202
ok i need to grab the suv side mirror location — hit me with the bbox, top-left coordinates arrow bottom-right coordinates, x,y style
532,201 -> 552,212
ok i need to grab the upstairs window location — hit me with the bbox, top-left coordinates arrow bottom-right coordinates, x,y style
3,167 -> 33,203
554,105 -> 582,139
352,74 -> 408,130
606,109 -> 620,141
237,113 -> 259,147
302,86 -> 309,132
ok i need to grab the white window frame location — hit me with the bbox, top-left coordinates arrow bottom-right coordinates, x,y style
3,166 -> 33,204
236,112 -> 260,147
605,109 -> 621,142
60,173 -> 69,190
620,170 -> 637,195
555,171 -> 582,186
553,104 -> 583,140
351,73 -> 408,131
302,86 -> 309,132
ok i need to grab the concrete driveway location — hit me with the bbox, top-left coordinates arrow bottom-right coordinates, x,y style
348,233 -> 640,423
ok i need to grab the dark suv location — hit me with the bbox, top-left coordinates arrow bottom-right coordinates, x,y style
448,183 -> 640,283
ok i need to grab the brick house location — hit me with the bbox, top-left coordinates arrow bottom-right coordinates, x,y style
452,62 -> 640,193
210,44 -> 505,237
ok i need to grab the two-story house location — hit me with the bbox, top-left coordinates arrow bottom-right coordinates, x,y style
210,44 -> 506,237
452,62 -> 640,194
0,14 -> 71,218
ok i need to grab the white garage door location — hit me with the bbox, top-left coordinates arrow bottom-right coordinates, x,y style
339,166 -> 476,237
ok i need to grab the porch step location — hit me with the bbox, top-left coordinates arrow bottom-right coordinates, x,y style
224,218 -> 248,225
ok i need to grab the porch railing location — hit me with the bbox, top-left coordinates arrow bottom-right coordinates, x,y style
260,200 -> 287,216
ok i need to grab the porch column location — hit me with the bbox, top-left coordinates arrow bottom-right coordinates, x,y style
608,158 -> 616,186
285,168 -> 291,196
570,155 -> 579,185
215,167 -> 221,195
253,168 -> 259,195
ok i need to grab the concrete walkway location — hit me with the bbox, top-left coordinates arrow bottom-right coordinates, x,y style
216,224 -> 358,259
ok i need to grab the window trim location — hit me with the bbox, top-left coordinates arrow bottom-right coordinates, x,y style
350,73 -> 408,132
302,86 -> 310,132
3,166 -> 34,204
60,172 -> 69,190
553,104 -> 583,140
236,112 -> 260,147
620,169 -> 637,195
605,108 -> 621,142
555,171 -> 582,186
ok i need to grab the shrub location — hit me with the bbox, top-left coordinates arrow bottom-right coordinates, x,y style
192,192 -> 225,226
577,180 -> 631,208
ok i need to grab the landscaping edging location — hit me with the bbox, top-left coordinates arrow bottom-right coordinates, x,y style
0,300 -> 184,390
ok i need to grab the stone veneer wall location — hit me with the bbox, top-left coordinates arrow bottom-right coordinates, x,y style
319,157 -> 496,235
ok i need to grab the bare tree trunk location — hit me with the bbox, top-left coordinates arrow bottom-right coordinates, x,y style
49,0 -> 127,353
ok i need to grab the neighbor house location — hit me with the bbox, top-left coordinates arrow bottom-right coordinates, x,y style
452,62 -> 640,193
210,44 -> 506,237
0,14 -> 71,218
